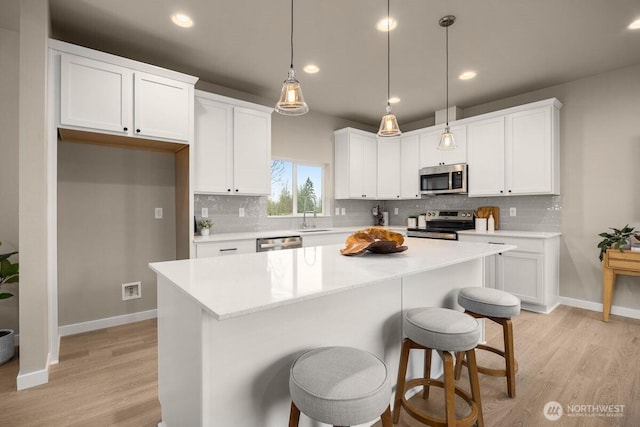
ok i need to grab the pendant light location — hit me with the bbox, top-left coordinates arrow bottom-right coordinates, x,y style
438,15 -> 456,150
275,0 -> 309,115
377,0 -> 401,137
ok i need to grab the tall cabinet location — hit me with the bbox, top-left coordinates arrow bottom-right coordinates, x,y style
193,91 -> 272,196
334,128 -> 378,199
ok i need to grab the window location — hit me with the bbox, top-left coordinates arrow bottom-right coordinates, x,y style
269,159 -> 324,216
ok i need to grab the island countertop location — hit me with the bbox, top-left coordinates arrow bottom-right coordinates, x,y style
150,238 -> 515,321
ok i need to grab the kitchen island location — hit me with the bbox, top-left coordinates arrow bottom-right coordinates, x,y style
150,238 -> 515,427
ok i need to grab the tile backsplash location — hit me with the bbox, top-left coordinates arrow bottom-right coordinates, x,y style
195,194 -> 561,234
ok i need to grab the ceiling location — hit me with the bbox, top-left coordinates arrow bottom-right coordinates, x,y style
30,1 -> 640,126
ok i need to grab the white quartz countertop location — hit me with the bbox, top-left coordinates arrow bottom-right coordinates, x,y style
193,226 -> 407,243
150,239 -> 515,321
457,229 -> 561,239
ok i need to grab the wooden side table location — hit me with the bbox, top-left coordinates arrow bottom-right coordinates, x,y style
602,249 -> 640,322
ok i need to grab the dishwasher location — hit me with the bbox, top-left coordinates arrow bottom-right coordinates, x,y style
256,235 -> 303,252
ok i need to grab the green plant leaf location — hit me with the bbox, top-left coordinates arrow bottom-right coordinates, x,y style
0,292 -> 13,299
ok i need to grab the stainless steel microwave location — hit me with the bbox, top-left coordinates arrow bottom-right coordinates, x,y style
419,163 -> 468,195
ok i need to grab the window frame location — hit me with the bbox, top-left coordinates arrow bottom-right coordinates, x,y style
268,157 -> 326,217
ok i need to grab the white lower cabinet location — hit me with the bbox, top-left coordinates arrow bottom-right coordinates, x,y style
458,232 -> 560,313
195,239 -> 256,258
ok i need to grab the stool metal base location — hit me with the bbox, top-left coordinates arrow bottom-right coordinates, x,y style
393,339 -> 484,427
454,311 -> 517,398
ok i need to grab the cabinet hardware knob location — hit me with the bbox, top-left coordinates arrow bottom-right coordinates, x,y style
123,127 -> 128,131
235,189 -> 239,192
227,189 -> 231,192
508,189 -> 512,193
397,195 -> 400,198
136,129 -> 141,133
500,190 -> 504,194
499,252 -> 503,256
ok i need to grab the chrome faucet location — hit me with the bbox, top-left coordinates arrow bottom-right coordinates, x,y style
301,197 -> 317,229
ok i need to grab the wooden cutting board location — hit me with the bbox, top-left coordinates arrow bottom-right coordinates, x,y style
476,206 -> 500,229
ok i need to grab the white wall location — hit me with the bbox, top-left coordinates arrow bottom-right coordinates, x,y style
0,27 -> 20,332
463,63 -> 640,310
57,141 -> 176,326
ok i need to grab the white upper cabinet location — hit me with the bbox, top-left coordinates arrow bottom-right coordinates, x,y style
419,124 -> 467,168
376,137 -> 401,199
335,128 -> 377,199
467,116 -> 506,196
399,134 -> 421,199
133,72 -> 191,141
467,99 -> 561,197
194,91 -> 272,196
60,54 -> 132,134
59,52 -> 194,143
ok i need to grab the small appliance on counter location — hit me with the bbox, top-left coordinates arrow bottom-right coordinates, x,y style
407,210 -> 475,240
476,206 -> 500,230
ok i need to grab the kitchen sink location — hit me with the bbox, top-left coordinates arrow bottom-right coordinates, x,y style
298,229 -> 331,233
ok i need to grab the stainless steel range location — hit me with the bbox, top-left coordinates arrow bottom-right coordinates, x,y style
407,210 -> 475,240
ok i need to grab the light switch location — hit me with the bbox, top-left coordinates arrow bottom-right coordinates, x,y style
335,207 -> 340,216
155,208 -> 163,219
510,207 -> 517,217
239,208 -> 245,217
341,208 -> 346,215
201,208 -> 209,218
394,208 -> 399,215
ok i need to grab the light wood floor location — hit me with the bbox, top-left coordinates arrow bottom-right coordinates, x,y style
1,306 -> 639,426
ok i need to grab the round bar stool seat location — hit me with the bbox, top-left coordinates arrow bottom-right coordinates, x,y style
288,346 -> 392,427
393,307 -> 484,427
455,287 -> 521,398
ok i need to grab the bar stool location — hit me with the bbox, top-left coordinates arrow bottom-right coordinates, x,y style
393,307 -> 483,427
454,287 -> 521,398
288,346 -> 393,427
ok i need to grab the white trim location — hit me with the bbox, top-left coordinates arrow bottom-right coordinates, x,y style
522,301 -> 560,314
17,353 -> 50,390
559,297 -> 640,320
58,309 -> 158,337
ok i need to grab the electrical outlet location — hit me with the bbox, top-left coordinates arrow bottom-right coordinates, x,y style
510,207 -> 517,217
341,207 -> 346,215
122,281 -> 141,301
155,208 -> 163,219
201,208 -> 209,218
394,208 -> 399,215
335,207 -> 340,216
239,207 -> 245,217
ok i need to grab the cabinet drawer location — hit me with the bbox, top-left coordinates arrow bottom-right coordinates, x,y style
195,240 -> 255,258
459,235 -> 544,253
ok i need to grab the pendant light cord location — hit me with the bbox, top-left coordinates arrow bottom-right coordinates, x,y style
445,23 -> 449,126
290,0 -> 294,69
386,0 -> 391,107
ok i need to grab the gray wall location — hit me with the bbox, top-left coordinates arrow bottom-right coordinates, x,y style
0,26 -> 20,332
57,141 -> 176,326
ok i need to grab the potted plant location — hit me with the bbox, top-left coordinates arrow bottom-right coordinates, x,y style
597,224 -> 635,261
199,219 -> 213,236
0,241 -> 19,365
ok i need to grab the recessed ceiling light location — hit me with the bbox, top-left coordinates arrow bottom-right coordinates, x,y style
171,13 -> 194,28
376,17 -> 397,32
629,18 -> 640,30
303,64 -> 319,74
388,97 -> 400,104
459,71 -> 477,80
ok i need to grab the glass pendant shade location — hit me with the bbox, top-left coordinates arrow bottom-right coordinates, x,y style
378,105 -> 401,137
438,126 -> 456,150
275,68 -> 308,115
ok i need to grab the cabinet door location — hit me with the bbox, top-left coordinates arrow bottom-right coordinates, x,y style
195,240 -> 256,258
400,134 -> 420,199
233,107 -> 271,195
467,116 -> 506,196
134,72 -> 190,141
194,97 -> 233,193
60,54 -> 132,134
362,135 -> 378,199
418,124 -> 466,167
506,107 -> 552,194
497,251 -> 544,304
377,137 -> 401,199
347,134 -> 365,198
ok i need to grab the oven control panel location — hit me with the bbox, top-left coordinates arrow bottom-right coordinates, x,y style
425,210 -> 475,221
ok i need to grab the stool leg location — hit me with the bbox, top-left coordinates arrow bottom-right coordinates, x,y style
441,351 -> 456,427
393,339 -> 412,423
465,349 -> 484,427
422,348 -> 433,399
503,318 -> 516,398
288,402 -> 300,427
453,351 -> 465,380
380,405 -> 393,427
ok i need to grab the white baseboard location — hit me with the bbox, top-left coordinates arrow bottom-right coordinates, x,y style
58,309 -> 158,337
17,353 -> 50,390
559,297 -> 640,320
